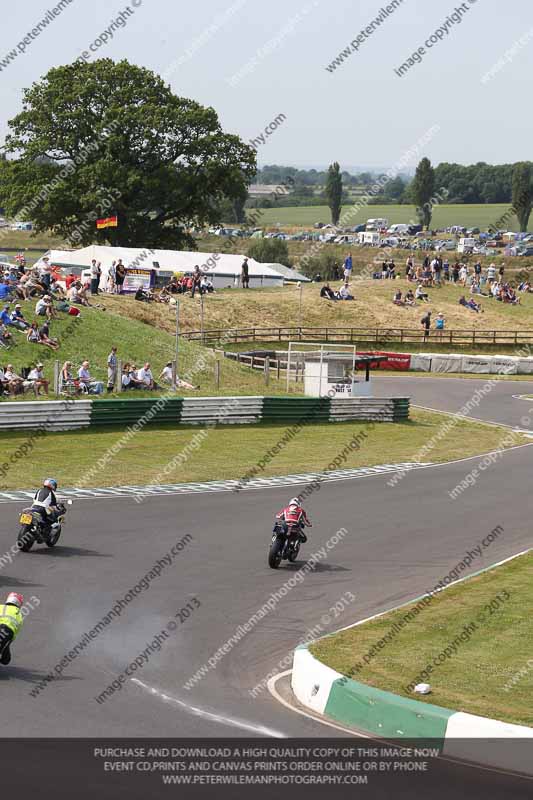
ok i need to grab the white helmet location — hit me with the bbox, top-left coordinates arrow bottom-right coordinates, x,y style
289,497 -> 300,507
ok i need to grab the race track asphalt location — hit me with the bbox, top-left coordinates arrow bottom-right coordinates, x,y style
0,377 -> 532,792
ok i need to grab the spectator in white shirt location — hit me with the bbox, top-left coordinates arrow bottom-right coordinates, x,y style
78,360 -> 103,394
158,361 -> 198,390
26,363 -> 49,395
137,362 -> 157,390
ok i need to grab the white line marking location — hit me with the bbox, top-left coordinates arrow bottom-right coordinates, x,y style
131,677 -> 286,738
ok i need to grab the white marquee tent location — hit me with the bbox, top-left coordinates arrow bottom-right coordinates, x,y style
42,245 -> 309,289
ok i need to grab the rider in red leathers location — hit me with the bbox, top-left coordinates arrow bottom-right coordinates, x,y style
275,497 -> 312,543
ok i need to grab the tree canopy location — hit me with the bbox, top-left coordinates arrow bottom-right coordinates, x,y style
0,59 -> 256,248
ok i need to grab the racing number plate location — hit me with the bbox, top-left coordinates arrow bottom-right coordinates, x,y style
19,513 -> 33,525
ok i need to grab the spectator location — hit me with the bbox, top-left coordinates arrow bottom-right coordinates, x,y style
26,321 -> 52,350
405,255 -> 414,279
26,363 -> 49,396
137,362 -> 158,390
320,283 -> 337,301
415,284 -> 430,302
405,288 -> 415,306
38,320 -> 59,350
0,304 -> 14,330
421,311 -> 431,341
60,361 -> 82,395
35,295 -> 56,320
486,263 -> 497,284
115,260 -> 126,293
107,347 -> 118,393
107,261 -> 116,293
190,265 -> 203,298
393,289 -> 405,306
121,362 -> 132,390
459,264 -> 468,286
127,363 -> 145,390
200,275 -> 214,294
435,312 -> 446,338
4,364 -> 24,395
442,258 -> 450,281
65,272 -> 77,291
167,276 -> 180,294
338,283 -> 354,300
452,263 -> 460,283
0,322 -> 13,348
0,364 -> 8,396
241,257 -> 250,289
0,280 -> 13,301
387,259 -> 395,279
90,260 -> 99,294
77,360 -> 104,394
343,252 -> 353,283
159,362 -> 198,390
135,285 -> 153,302
499,265 -> 505,282
381,261 -> 388,280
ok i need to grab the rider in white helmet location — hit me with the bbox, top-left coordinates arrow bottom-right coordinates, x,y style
275,497 -> 312,543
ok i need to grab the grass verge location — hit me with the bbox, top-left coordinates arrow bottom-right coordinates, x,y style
310,552 -> 533,727
0,409 -> 520,490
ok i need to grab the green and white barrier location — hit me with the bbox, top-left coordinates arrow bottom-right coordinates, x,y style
292,644 -> 533,774
0,396 -> 409,432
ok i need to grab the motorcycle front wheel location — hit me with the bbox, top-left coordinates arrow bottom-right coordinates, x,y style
268,536 -> 284,569
17,526 -> 35,552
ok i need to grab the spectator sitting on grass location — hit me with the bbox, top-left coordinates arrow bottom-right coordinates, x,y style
0,365 -> 8,395
135,286 -> 153,302
159,362 -> 199,390
415,284 -> 430,302
35,295 -> 57,320
0,304 -> 16,331
78,360 -> 104,394
338,283 -> 354,300
320,283 -> 337,300
26,321 -> 54,349
200,275 -> 214,294
10,304 -> 29,330
26,362 -> 49,395
137,362 -> 158,391
459,295 -> 483,313
127,364 -> 145,390
68,282 -> 91,307
121,362 -> 133,390
503,284 -> 520,305
0,321 -> 13,348
393,289 -> 405,306
0,279 -> 14,302
38,320 -> 59,350
405,288 -> 415,306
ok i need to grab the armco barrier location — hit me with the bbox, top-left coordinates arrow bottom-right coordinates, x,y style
180,397 -> 263,425
0,401 -> 92,431
0,396 -> 410,431
89,398 -> 183,426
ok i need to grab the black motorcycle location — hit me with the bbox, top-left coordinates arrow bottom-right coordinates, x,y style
268,520 -> 304,569
17,500 -> 72,552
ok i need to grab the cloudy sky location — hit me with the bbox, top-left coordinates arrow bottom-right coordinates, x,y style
0,0 -> 530,169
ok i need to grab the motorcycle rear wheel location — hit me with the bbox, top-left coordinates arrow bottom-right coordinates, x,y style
268,537 -> 284,569
46,526 -> 61,547
17,526 -> 34,552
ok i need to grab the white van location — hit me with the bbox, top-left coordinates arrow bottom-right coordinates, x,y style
334,234 -> 356,244
387,223 -> 410,234
457,238 -> 476,253
358,231 -> 381,245
366,218 -> 388,231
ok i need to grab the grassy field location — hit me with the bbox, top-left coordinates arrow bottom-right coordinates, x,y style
253,203 -> 526,230
0,409 -> 515,490
310,552 -> 533,727
102,279 -> 533,337
0,297 -> 290,397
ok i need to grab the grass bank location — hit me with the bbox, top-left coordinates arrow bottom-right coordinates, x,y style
0,409 -> 520,490
310,551 -> 533,727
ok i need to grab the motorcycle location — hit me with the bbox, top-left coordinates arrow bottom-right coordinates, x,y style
268,520 -> 304,569
17,499 -> 73,552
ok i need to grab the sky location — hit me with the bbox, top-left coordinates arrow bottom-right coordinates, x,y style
0,0 -> 531,170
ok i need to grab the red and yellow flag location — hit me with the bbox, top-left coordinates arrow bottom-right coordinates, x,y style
96,216 -> 118,229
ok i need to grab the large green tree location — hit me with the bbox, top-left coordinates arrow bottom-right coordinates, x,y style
0,59 -> 256,248
512,162 -> 533,232
411,157 -> 436,229
324,161 -> 342,225
247,237 -> 290,266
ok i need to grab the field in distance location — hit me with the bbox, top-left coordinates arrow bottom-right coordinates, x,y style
253,203 -> 525,230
